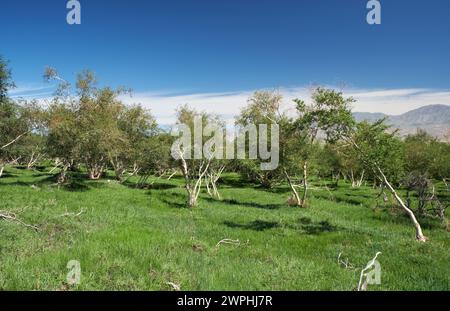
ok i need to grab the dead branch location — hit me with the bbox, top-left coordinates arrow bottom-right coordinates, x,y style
0,210 -> 39,231
166,281 -> 181,291
49,158 -> 62,174
167,169 -> 178,180
57,209 -> 85,218
27,149 -> 43,169
205,165 -> 226,199
215,238 -> 248,248
357,252 -> 382,291
1,132 -> 28,150
337,252 -> 355,269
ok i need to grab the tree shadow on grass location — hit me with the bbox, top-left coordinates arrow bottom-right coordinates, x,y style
1,174 -> 57,187
313,192 -> 372,207
219,176 -> 257,189
122,180 -> 177,191
62,180 -> 90,192
31,165 -> 48,172
0,172 -> 18,179
266,186 -> 291,195
334,196 -> 366,206
159,198 -> 186,209
223,220 -> 280,231
284,217 -> 338,235
371,208 -> 443,230
205,197 -> 284,210
3,172 -> 94,192
154,192 -> 187,208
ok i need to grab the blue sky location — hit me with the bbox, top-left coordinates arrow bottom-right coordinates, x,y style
1,0 -> 450,121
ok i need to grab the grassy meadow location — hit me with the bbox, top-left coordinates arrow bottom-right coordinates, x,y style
0,166 -> 449,291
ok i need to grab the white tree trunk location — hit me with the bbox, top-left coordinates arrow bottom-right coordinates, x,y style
205,166 -> 225,200
1,132 -> 28,150
178,150 -> 211,208
301,161 -> 308,207
27,150 -> 42,170
284,169 -> 301,207
378,167 -> 427,242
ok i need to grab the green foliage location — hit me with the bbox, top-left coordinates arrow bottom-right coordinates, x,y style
0,59 -> 43,167
295,87 -> 356,144
404,130 -> 450,180
314,144 -> 343,179
235,91 -> 286,188
45,70 -> 158,180
351,120 -> 406,184
0,56 -> 15,101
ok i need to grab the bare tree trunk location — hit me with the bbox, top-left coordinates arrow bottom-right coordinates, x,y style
350,170 -> 365,187
205,176 -> 213,196
284,169 -> 301,207
206,166 -> 225,200
167,169 -> 178,180
49,158 -> 62,174
378,167 -> 427,242
350,169 -> 356,187
88,163 -> 103,180
89,170 -> 102,180
346,136 -> 426,242
57,164 -> 69,185
0,165 -> 4,178
211,177 -> 221,199
178,150 -> 211,208
27,150 -> 42,170
357,170 -> 365,187
114,163 -> 126,182
136,174 -> 150,188
1,132 -> 28,150
108,154 -> 126,182
301,161 -> 308,207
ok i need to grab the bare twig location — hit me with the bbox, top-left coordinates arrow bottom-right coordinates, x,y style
0,210 -> 39,231
337,252 -> 355,269
215,238 -> 248,248
357,252 -> 382,291
1,132 -> 28,150
166,282 -> 181,291
57,209 -> 85,218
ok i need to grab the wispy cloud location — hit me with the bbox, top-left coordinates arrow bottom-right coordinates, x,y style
13,83 -> 449,125
121,87 -> 450,125
347,88 -> 450,115
9,84 -> 54,99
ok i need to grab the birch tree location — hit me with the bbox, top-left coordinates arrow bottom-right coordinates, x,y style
171,105 -> 222,207
45,68 -> 134,181
309,88 -> 427,242
0,57 -> 31,175
235,91 -> 286,189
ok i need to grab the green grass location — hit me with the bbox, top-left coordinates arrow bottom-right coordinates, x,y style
0,167 -> 449,291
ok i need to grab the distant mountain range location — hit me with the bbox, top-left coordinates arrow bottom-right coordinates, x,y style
353,105 -> 450,141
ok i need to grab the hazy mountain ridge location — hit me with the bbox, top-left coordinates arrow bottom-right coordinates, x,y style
353,105 -> 450,140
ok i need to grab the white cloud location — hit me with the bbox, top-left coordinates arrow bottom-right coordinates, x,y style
9,84 -> 54,98
121,87 -> 450,125
347,88 -> 450,115
13,83 -> 449,125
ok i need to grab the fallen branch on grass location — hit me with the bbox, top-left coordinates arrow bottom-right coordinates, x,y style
166,281 -> 181,291
215,238 -> 249,248
57,209 -> 85,218
0,210 -> 39,231
357,252 -> 382,291
337,252 -> 355,269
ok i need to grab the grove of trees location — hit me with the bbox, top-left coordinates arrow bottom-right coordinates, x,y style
1,56 -> 448,242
